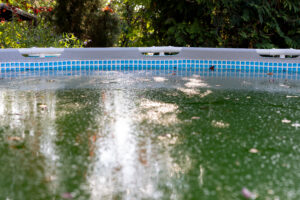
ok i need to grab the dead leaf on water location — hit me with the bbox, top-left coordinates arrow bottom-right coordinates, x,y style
281,119 -> 291,124
61,193 -> 73,199
39,104 -> 47,110
249,148 -> 259,153
8,136 -> 22,141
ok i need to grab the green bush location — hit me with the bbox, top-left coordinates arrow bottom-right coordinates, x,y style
117,0 -> 300,48
54,0 -> 120,47
0,20 -> 84,48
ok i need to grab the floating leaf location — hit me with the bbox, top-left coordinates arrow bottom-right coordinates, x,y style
8,136 -> 21,141
241,188 -> 257,199
281,119 -> 291,124
61,193 -> 73,199
249,148 -> 259,154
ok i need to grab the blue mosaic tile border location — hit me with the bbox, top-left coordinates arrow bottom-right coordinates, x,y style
1,59 -> 300,74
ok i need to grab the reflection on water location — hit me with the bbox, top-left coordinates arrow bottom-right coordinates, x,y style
88,90 -> 162,199
0,75 -> 300,200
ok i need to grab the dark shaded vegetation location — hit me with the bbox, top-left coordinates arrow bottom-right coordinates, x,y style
2,0 -> 300,48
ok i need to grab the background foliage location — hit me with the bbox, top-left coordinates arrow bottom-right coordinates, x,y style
0,0 -> 84,48
117,0 -> 300,48
54,0 -> 120,47
1,0 -> 300,48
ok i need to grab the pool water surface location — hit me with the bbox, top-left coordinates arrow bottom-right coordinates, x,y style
0,73 -> 300,200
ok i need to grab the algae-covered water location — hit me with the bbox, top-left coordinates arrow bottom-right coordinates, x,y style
0,73 -> 300,200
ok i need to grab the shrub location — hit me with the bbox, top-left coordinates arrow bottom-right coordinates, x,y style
0,19 -> 84,48
54,0 -> 120,47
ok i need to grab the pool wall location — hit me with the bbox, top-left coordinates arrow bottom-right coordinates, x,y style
0,47 -> 300,75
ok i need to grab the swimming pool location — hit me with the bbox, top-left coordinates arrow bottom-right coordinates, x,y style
0,47 -> 300,200
0,47 -> 300,80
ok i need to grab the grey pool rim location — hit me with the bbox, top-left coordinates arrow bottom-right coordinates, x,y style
0,47 -> 300,77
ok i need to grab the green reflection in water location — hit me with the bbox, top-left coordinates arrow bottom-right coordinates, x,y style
55,89 -> 103,199
139,88 -> 300,200
0,77 -> 299,200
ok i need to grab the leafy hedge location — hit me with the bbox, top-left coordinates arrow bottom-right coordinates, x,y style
117,0 -> 300,48
0,0 -> 84,48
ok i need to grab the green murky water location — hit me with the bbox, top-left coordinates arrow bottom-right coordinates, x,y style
0,75 -> 300,200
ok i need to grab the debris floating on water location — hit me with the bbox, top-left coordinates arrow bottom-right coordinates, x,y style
39,104 -> 48,110
291,122 -> 300,128
286,96 -> 299,98
153,77 -> 167,82
61,193 -> 73,199
249,148 -> 259,154
8,136 -> 22,141
211,120 -> 230,128
241,188 -> 257,199
281,119 -> 291,124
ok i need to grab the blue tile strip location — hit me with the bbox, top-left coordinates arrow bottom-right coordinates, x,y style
0,59 -> 299,74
